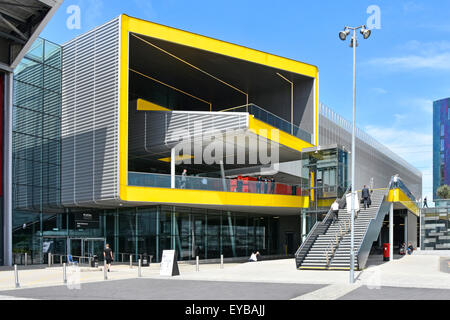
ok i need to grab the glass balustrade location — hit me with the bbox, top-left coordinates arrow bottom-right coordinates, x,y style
220,104 -> 312,144
128,171 -> 302,196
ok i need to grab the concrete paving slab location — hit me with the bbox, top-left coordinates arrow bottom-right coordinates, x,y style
339,285 -> 450,300
0,278 -> 326,300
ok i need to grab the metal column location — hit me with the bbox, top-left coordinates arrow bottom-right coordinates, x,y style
3,73 -> 13,266
404,213 -> 408,246
302,210 -> 307,242
171,148 -> 175,188
389,202 -> 394,261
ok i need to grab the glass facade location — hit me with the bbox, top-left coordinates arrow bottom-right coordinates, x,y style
12,38 -> 62,263
11,205 -> 282,264
433,98 -> 450,200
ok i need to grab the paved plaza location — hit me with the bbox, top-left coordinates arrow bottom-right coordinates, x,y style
0,252 -> 448,300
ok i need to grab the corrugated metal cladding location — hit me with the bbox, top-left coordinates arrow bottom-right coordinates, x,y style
61,17 -> 120,207
129,109 -> 249,156
319,103 -> 422,199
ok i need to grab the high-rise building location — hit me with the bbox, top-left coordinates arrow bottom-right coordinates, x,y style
433,97 -> 450,201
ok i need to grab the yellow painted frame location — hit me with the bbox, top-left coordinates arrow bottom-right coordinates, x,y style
119,14 -> 318,207
388,188 -> 419,216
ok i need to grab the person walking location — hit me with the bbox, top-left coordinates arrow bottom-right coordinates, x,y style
270,177 -> 275,194
264,177 -> 268,194
331,199 -> 340,223
362,185 -> 370,210
256,175 -> 262,193
237,176 -> 243,192
103,244 -> 113,272
181,169 -> 187,189
423,196 -> 428,208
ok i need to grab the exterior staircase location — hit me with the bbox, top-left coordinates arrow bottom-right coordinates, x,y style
296,189 -> 388,270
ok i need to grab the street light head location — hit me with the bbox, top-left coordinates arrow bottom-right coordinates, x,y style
360,26 -> 371,39
339,29 -> 350,41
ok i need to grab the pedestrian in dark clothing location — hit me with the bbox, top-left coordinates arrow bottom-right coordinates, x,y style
423,197 -> 428,208
270,177 -> 275,194
362,185 -> 370,209
103,244 -> 113,272
256,176 -> 262,193
264,178 -> 268,194
237,177 -> 243,192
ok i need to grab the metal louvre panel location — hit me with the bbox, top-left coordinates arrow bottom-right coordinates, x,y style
61,17 -> 120,207
318,103 -> 422,199
129,110 -> 248,156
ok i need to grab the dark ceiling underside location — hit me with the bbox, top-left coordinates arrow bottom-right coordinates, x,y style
129,32 -> 314,113
0,0 -> 51,68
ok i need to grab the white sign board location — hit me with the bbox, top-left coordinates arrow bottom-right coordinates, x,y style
160,250 -> 179,276
346,192 -> 360,213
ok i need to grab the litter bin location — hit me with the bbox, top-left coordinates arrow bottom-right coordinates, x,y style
142,253 -> 149,267
383,243 -> 390,261
90,255 -> 98,268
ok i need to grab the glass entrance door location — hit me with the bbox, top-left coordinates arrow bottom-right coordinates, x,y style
83,238 -> 106,261
68,237 -> 105,263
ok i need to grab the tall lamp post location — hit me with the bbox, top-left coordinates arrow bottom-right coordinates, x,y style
338,25 -> 372,284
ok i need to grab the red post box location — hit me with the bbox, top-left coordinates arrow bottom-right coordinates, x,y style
383,243 -> 390,261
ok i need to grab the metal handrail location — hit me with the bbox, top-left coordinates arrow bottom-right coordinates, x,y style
219,103 -> 312,143
295,185 -> 351,268
356,177 -> 394,269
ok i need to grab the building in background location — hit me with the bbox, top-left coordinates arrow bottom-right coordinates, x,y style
433,97 -> 450,202
5,15 -> 422,268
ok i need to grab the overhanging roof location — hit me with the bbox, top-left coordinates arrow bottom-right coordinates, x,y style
0,0 -> 62,71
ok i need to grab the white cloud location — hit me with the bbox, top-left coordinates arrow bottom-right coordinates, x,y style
369,52 -> 450,71
364,125 -> 432,201
401,98 -> 433,114
403,2 -> 424,13
371,87 -> 387,94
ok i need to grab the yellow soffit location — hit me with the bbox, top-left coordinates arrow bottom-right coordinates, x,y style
388,188 -> 419,216
122,185 -> 310,208
248,116 -> 314,152
136,98 -> 171,111
121,14 -> 318,79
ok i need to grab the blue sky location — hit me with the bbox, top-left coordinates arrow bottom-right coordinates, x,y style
40,0 -> 450,203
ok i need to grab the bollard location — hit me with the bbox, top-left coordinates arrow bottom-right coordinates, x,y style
104,260 -> 108,280
130,255 -> 133,268
196,256 -> 199,272
14,265 -> 19,288
220,254 -> 224,269
122,253 -> 124,263
48,253 -> 51,267
63,263 -> 67,284
138,259 -> 142,277
24,253 -> 27,266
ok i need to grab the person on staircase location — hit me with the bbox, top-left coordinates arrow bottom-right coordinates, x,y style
331,199 -> 340,223
362,185 -> 371,210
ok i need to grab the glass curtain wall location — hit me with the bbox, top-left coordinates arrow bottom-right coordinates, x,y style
11,204 -> 283,264
12,38 -> 62,264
